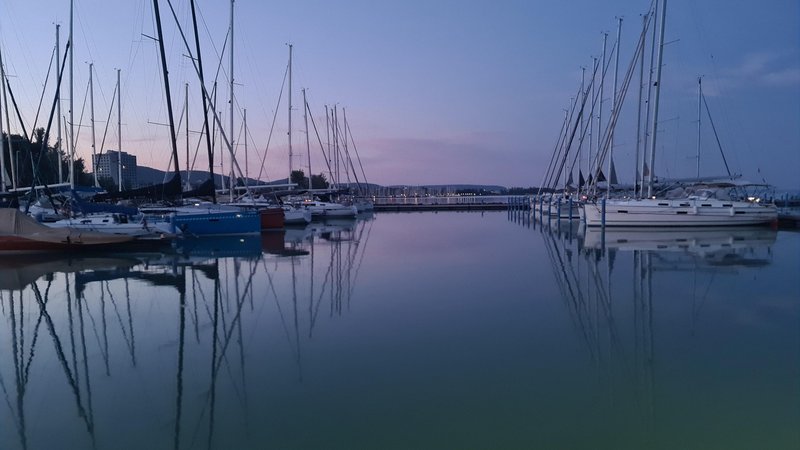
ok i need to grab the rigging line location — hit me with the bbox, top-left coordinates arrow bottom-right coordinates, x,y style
255,63 -> 288,183
701,91 -> 732,177
334,117 -> 359,187
72,73 -> 92,156
345,116 -> 369,188
243,115 -> 269,182
97,81 -> 117,158
30,44 -> 57,138
536,108 -> 569,197
306,100 -> 335,180
4,77 -> 30,141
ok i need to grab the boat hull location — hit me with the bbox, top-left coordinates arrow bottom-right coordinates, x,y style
170,210 -> 261,235
584,198 -> 778,227
259,208 -> 285,230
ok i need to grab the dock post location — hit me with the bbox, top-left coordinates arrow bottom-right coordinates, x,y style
557,198 -> 562,220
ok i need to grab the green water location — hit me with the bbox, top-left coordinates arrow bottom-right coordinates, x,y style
0,211 -> 798,449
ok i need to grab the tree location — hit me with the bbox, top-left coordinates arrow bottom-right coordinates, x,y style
290,169 -> 306,187
310,173 -> 329,189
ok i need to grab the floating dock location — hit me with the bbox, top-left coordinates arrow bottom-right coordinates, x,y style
374,203 -> 508,212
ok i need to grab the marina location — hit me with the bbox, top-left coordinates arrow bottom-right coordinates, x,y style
0,210 -> 797,449
0,0 -> 797,448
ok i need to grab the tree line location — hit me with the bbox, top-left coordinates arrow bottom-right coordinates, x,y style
1,129 -> 93,188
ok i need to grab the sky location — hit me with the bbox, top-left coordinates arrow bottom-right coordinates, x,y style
0,0 -> 798,189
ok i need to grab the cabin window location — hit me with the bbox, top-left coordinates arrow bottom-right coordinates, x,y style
735,211 -> 745,214
658,203 -> 669,206
723,203 -> 733,207
680,203 -> 690,207
676,211 -> 688,215
702,203 -> 712,207
103,219 -> 109,222
617,210 -> 628,213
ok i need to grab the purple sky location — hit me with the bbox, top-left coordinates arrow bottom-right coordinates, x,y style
1,0 -> 798,188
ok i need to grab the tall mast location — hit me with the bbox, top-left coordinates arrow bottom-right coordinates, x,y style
634,14 -> 647,198
696,76 -> 701,179
333,105 -> 339,189
56,24 -> 63,184
287,43 -> 293,183
185,82 -> 190,189
0,45 -> 6,191
152,0 -> 181,178
117,68 -> 122,191
608,17 -> 622,194
0,45 -> 14,189
90,63 -> 97,187
641,1 -> 659,199
303,88 -> 311,189
189,0 -> 215,202
228,0 -> 235,201
646,0 -> 667,197
69,0 -> 75,188
325,105 -> 330,182
589,56 -> 597,176
244,108 -> 248,188
598,32 -> 607,164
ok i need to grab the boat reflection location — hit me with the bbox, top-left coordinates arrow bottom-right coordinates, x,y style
0,213 -> 375,450
531,220 -> 780,445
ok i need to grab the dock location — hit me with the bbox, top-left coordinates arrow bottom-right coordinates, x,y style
778,211 -> 800,229
374,203 -> 509,212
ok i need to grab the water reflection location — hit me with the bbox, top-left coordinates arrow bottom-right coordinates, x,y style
0,214 -> 374,450
520,212 -> 794,448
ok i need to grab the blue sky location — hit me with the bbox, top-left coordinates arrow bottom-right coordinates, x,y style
0,0 -> 798,188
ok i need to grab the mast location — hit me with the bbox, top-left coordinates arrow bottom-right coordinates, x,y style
117,68 -> 122,191
641,1 -> 659,199
189,0 -> 215,202
303,88 -> 311,189
152,0 -> 181,178
598,32 -> 607,167
646,0 -> 667,198
609,17 -> 622,195
56,24 -> 63,184
0,48 -> 5,191
325,105 -> 330,183
185,82 -> 190,189
229,0 -> 235,202
244,108 -> 248,188
69,0 -> 75,188
0,45 -> 14,189
333,105 -> 338,189
90,63 -> 97,187
634,14 -> 647,198
287,43 -> 293,183
696,76 -> 701,179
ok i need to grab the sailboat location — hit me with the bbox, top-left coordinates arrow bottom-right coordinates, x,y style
0,208 -> 135,252
583,0 -> 777,227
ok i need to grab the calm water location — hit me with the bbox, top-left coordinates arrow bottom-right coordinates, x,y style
1,211 -> 798,449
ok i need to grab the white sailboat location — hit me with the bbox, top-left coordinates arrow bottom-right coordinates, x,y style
584,0 -> 777,227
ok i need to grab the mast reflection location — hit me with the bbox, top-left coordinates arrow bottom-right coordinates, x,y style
0,214 -> 374,450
